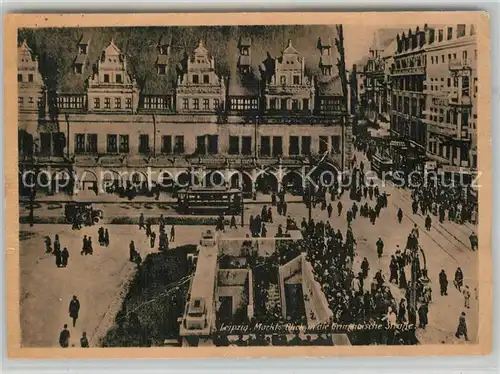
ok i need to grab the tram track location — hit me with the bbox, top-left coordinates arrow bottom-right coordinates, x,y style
388,181 -> 471,252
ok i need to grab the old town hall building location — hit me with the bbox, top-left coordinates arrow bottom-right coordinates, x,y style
18,28 -> 351,196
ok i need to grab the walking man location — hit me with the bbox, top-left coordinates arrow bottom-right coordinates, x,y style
69,295 -> 80,327
337,201 -> 343,217
129,240 -> 136,261
139,213 -> 145,230
376,238 -> 384,259
397,208 -> 403,224
61,247 -> 69,267
463,285 -> 471,308
455,312 -> 468,341
327,203 -> 333,219
150,231 -> 156,249
439,269 -> 448,296
170,225 -> 175,242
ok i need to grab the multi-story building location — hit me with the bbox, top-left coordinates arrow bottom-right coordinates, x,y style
391,26 -> 429,168
380,39 -> 397,123
362,33 -> 386,124
17,28 -> 352,197
422,24 -> 477,178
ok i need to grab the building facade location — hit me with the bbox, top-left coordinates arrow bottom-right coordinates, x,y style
18,32 -> 352,197
423,24 -> 477,176
390,26 -> 429,167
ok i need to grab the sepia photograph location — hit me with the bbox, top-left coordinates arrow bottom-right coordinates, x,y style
4,12 -> 492,358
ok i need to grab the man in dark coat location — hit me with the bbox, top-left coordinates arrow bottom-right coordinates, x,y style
61,247 -> 69,267
397,208 -> 403,223
454,267 -> 464,291
439,269 -> 448,296
337,201 -> 343,216
59,324 -> 70,348
45,236 -> 52,253
81,235 -> 87,255
425,214 -> 432,231
455,311 -> 468,341
389,255 -> 398,284
98,227 -> 104,245
129,240 -> 136,261
150,231 -> 156,249
230,215 -> 237,229
170,225 -> 175,242
53,235 -> 60,255
87,237 -> 93,255
418,303 -> 428,328
54,245 -> 62,268
69,295 -> 80,327
104,229 -> 109,247
376,238 -> 384,258
139,213 -> 145,229
327,203 -> 333,218
359,257 -> 369,279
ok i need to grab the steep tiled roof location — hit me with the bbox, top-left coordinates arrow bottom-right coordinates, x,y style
19,25 -> 341,96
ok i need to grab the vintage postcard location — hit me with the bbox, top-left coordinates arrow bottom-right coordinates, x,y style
4,12 -> 492,359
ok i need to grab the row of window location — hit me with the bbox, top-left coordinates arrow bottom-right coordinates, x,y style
71,133 -> 341,156
181,98 -> 220,110
268,98 -> 310,111
92,97 -> 132,110
430,49 -> 476,65
101,73 -> 123,84
190,74 -> 212,84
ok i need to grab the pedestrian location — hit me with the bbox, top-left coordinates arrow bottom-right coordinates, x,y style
150,231 -> 156,249
81,235 -> 87,255
469,232 -> 478,251
376,238 -> 384,258
267,207 -> 273,223
352,202 -> 358,219
455,312 -> 468,341
282,202 -> 288,216
361,257 -> 370,279
454,267 -> 464,292
59,324 -> 70,348
439,269 -> 448,296
98,227 -> 104,245
399,267 -> 407,289
261,223 -> 267,238
271,192 -> 277,206
337,201 -> 343,216
397,208 -> 403,224
463,285 -> 471,308
418,303 -> 428,328
170,225 -> 175,242
104,229 -> 109,247
145,220 -> 152,237
53,234 -> 60,255
61,247 -> 69,267
87,237 -> 93,255
327,203 -> 333,218
80,332 -> 89,347
129,240 -> 136,261
69,295 -> 80,327
139,213 -> 145,230
425,215 -> 432,231
54,244 -> 62,268
389,255 -> 398,284
230,215 -> 237,229
45,236 -> 52,253
397,299 -> 407,324
135,252 -> 142,265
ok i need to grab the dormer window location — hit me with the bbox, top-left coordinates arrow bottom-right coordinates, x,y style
159,45 -> 169,55
158,64 -> 166,75
116,74 -> 122,83
104,74 -> 110,83
280,75 -> 286,85
241,48 -> 249,56
78,45 -> 87,54
74,65 -> 83,74
323,48 -> 330,56
293,75 -> 300,85
192,74 -> 199,84
203,75 -> 209,84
